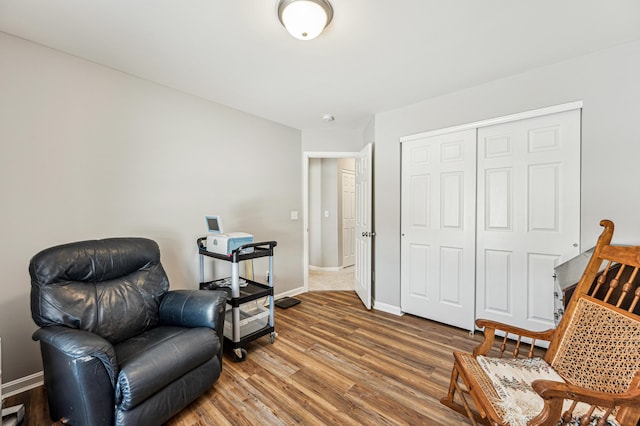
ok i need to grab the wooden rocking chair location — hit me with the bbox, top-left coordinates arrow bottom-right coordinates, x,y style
441,220 -> 640,426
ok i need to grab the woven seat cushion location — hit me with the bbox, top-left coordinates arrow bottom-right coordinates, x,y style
477,355 -> 620,426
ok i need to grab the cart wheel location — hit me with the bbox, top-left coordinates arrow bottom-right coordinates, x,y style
233,348 -> 247,362
270,332 -> 276,344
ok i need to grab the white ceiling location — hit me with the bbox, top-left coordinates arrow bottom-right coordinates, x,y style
1,1 -> 640,131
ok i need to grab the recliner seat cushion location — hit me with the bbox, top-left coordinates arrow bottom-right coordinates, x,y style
114,326 -> 220,410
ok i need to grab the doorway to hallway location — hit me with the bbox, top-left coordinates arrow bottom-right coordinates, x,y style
308,266 -> 355,291
307,156 -> 356,291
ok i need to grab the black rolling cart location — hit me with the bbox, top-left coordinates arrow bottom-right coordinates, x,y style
197,238 -> 277,361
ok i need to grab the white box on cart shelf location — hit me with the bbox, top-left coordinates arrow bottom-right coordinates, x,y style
224,301 -> 269,340
206,232 -> 254,255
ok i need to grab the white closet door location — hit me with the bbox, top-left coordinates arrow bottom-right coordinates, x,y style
476,109 -> 581,331
401,129 -> 477,331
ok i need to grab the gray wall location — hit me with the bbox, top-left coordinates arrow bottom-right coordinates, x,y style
321,159 -> 339,267
302,127 -> 363,152
308,158 -> 323,266
0,33 -> 303,383
373,40 -> 640,310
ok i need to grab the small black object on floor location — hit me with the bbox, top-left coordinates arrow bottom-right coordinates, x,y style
275,297 -> 301,309
2,403 -> 25,426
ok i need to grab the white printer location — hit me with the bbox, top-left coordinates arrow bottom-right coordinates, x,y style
206,232 -> 254,255
205,215 -> 254,255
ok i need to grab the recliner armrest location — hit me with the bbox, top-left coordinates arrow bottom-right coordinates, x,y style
159,290 -> 226,337
32,325 -> 118,387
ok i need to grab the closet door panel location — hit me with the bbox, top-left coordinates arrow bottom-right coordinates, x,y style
482,249 -> 512,315
528,163 -> 560,231
528,253 -> 561,323
408,243 -> 430,298
476,109 -> 581,331
485,167 -> 513,231
410,174 -> 430,227
401,129 -> 477,331
440,246 -> 464,305
441,172 -> 464,229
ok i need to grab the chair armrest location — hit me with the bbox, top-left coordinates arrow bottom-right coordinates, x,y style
473,319 -> 556,356
529,379 -> 640,425
32,325 -> 118,386
159,290 -> 226,337
532,379 -> 640,408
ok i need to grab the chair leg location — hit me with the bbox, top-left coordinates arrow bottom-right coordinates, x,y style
440,362 -> 491,426
446,362 -> 460,401
453,380 -> 477,426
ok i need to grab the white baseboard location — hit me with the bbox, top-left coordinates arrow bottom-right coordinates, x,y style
274,286 -> 305,300
308,265 -> 342,272
372,300 -> 403,316
2,371 -> 43,399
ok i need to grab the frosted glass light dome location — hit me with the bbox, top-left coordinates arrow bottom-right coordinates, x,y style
277,0 -> 333,41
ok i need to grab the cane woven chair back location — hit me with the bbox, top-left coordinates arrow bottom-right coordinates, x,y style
546,220 -> 640,400
549,298 -> 640,396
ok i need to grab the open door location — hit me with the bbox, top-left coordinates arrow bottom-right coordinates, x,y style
355,143 -> 373,309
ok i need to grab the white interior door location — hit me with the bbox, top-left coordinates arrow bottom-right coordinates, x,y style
476,109 -> 581,331
342,170 -> 356,267
355,143 -> 373,309
401,130 -> 477,331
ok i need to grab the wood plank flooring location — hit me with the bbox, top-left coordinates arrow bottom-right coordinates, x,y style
6,291 -> 479,425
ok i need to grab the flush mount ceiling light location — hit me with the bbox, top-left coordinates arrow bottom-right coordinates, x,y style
277,0 -> 333,41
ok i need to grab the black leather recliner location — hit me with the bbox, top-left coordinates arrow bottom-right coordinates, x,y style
29,237 -> 227,425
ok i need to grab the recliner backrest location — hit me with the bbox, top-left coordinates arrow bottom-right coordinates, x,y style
30,237 -> 169,344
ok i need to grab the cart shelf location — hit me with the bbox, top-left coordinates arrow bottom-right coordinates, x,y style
197,238 -> 277,361
200,278 -> 272,306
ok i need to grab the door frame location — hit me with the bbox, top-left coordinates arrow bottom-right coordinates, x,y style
400,101 -> 583,143
303,151 -> 360,292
